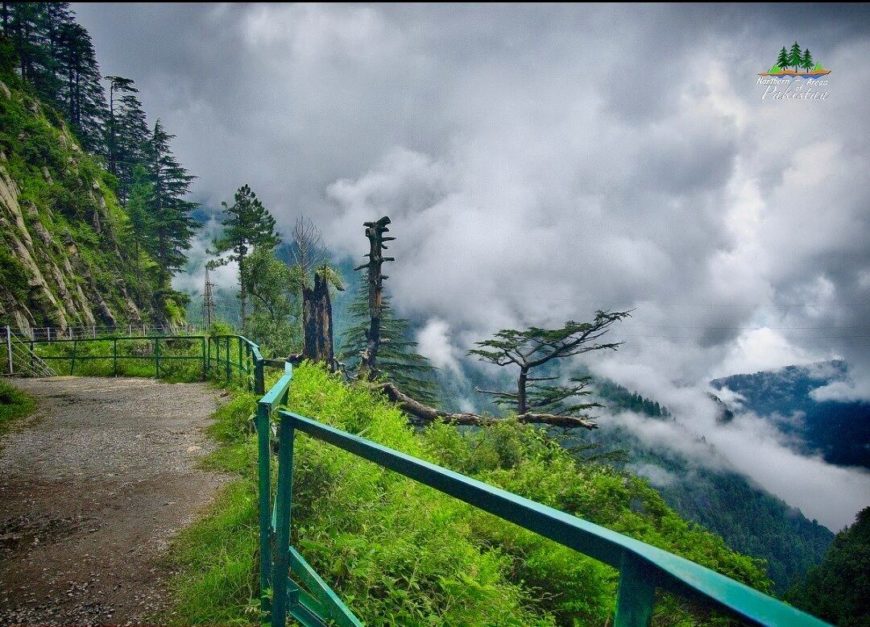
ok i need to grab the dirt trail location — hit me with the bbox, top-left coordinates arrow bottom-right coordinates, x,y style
0,377 -> 228,626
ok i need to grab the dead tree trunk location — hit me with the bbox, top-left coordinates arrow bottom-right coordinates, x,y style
379,382 -> 598,429
354,216 -> 394,378
302,272 -> 334,367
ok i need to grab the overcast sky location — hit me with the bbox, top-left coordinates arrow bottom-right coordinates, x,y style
74,3 -> 870,529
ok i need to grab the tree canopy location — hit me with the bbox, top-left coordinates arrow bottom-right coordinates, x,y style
469,311 -> 631,419
209,184 -> 280,328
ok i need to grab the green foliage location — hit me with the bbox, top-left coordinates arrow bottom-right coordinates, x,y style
1,3 -> 106,152
469,311 -> 630,415
786,507 -> 870,626
143,119 -> 198,292
31,337 -> 206,382
801,48 -> 814,72
776,46 -> 790,70
241,246 -> 304,357
105,76 -> 149,204
210,185 -> 280,269
339,288 -> 439,404
788,41 -> 803,71
209,184 -> 281,329
284,363 -> 769,624
0,380 -> 36,436
0,68 -> 164,326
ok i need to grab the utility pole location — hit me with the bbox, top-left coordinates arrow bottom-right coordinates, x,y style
354,216 -> 394,378
202,266 -> 216,328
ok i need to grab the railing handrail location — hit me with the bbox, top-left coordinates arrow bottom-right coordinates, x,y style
16,331 -> 826,626
278,411 -> 829,626
255,364 -> 830,627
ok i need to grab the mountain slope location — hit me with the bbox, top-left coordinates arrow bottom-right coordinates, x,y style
0,75 -> 159,332
712,361 -> 870,469
567,382 -> 836,594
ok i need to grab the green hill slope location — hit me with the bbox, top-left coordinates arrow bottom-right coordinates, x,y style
0,73 -> 165,331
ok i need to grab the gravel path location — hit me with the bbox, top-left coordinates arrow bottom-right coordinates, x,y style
0,377 -> 229,626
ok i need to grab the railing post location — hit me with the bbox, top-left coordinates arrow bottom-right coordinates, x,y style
614,553 -> 656,627
254,357 -> 264,395
257,400 -> 273,617
225,336 -> 231,382
113,338 -> 118,377
70,339 -> 77,375
271,414 -> 295,627
238,338 -> 243,383
201,336 -> 207,381
155,337 -> 161,378
30,339 -> 34,373
5,326 -> 12,375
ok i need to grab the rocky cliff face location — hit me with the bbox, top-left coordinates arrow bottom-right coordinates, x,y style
0,79 -> 151,334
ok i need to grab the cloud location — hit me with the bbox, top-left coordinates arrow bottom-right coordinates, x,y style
171,217 -> 237,294
627,463 -> 679,488
74,4 -> 870,525
812,379 -> 870,403
416,318 -> 463,376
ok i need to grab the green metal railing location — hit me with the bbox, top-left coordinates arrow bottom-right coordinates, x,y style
25,334 -> 263,389
15,332 -> 829,625
258,364 -> 830,627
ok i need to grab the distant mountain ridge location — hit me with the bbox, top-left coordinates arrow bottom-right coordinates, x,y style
712,360 -> 870,469
576,382 -> 834,594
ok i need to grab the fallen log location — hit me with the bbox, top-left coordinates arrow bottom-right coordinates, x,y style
378,382 -> 597,430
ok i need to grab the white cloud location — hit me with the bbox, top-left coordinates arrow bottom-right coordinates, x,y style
75,4 -> 870,525
416,318 -> 463,376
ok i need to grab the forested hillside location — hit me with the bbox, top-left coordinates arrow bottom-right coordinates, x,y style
573,382 -> 834,593
0,4 -> 197,332
712,361 -> 870,469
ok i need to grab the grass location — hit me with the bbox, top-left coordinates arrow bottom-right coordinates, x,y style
0,379 -> 36,437
160,389 -> 262,626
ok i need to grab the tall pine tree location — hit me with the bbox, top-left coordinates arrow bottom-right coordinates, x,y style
1,3 -> 104,151
144,120 -> 198,308
105,76 -> 149,204
788,41 -> 803,72
209,184 -> 280,328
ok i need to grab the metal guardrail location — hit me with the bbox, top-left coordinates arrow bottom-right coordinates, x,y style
6,330 -> 829,625
258,367 -> 831,627
13,334 -> 262,387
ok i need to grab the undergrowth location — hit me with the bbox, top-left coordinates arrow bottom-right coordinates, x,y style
162,363 -> 770,626
0,379 -> 36,436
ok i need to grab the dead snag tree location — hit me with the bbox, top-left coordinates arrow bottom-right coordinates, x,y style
292,217 -> 343,368
353,216 -> 394,379
468,311 -> 631,428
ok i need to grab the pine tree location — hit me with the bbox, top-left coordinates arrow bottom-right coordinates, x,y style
126,164 -> 153,301
209,184 -> 281,328
105,76 -> 135,176
105,77 -> 149,204
469,311 -> 630,416
56,20 -> 106,152
0,3 -> 104,151
788,41 -> 802,72
339,288 -> 439,404
144,120 -> 198,296
801,48 -> 813,73
776,46 -> 789,71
